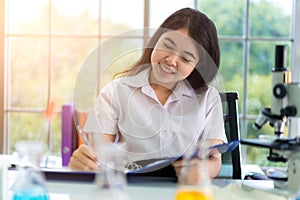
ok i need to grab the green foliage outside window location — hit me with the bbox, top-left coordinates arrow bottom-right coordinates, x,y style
197,0 -> 291,166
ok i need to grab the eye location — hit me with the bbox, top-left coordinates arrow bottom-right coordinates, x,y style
181,57 -> 192,63
163,42 -> 174,50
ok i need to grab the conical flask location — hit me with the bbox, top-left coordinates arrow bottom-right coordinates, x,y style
11,140 -> 49,200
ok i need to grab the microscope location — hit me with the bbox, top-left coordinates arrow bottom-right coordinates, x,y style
241,45 -> 300,198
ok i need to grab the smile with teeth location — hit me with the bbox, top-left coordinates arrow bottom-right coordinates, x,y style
161,64 -> 176,74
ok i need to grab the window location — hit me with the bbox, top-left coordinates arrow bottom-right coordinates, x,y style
0,0 -> 195,155
1,0 -> 146,155
1,0 -> 299,167
197,0 -> 296,165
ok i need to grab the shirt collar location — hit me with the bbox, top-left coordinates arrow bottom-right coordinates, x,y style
121,67 -> 150,88
122,67 -> 196,98
173,81 -> 197,98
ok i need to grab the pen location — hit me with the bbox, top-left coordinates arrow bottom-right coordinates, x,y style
76,125 -> 102,166
76,125 -> 92,149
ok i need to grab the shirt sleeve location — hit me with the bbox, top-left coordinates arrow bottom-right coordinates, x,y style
201,87 -> 228,143
94,82 -> 119,135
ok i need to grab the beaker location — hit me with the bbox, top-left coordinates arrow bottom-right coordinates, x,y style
174,144 -> 214,200
10,140 -> 49,200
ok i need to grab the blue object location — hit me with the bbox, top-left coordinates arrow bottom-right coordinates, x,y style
11,141 -> 49,200
187,140 -> 240,159
11,169 -> 49,200
128,140 -> 240,174
12,188 -> 49,200
244,172 -> 269,180
209,140 -> 240,153
296,187 -> 300,200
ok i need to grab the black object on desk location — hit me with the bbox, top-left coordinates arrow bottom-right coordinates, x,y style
42,169 -> 96,182
41,167 -> 177,183
127,163 -> 177,183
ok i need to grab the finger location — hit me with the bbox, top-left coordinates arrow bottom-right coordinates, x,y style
69,157 -> 90,171
186,160 -> 202,185
78,144 -> 97,160
69,146 -> 98,171
172,160 -> 183,168
186,168 -> 200,184
69,154 -> 98,171
75,150 -> 98,169
174,167 -> 181,178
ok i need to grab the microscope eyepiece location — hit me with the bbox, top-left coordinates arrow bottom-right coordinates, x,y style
253,108 -> 270,130
273,45 -> 287,72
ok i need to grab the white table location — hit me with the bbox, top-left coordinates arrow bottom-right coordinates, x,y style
4,170 -> 290,200
0,154 -> 291,200
46,181 -> 176,200
45,179 -> 291,200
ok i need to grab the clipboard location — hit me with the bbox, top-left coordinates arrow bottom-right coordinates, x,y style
127,140 -> 240,175
42,140 -> 240,183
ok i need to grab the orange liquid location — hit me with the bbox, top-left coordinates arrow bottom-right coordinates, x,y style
174,190 -> 213,200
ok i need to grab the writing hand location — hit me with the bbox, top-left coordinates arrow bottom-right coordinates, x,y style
68,144 -> 98,171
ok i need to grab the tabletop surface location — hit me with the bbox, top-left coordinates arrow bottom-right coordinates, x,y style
0,154 -> 292,200
4,169 -> 290,200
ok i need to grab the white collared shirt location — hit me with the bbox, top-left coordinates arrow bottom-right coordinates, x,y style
94,67 -> 227,162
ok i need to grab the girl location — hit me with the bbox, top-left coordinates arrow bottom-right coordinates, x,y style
69,7 -> 227,181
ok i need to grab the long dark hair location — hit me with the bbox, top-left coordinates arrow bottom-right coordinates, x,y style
117,8 -> 220,90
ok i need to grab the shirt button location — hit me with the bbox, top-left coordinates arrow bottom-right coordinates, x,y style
162,130 -> 167,137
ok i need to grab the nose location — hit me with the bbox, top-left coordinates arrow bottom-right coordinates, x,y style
165,54 -> 179,67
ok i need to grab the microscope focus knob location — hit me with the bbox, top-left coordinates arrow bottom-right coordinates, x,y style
273,84 -> 287,99
281,106 -> 297,117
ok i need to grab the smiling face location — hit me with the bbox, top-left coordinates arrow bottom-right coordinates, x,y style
150,28 -> 199,89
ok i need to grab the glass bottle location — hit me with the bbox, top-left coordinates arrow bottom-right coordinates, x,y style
92,134 -> 129,200
10,140 -> 49,200
174,144 -> 214,200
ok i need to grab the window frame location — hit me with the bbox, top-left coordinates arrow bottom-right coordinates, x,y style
289,0 -> 300,138
0,0 -> 5,153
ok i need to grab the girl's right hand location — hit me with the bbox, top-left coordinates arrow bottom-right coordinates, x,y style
68,144 -> 98,171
